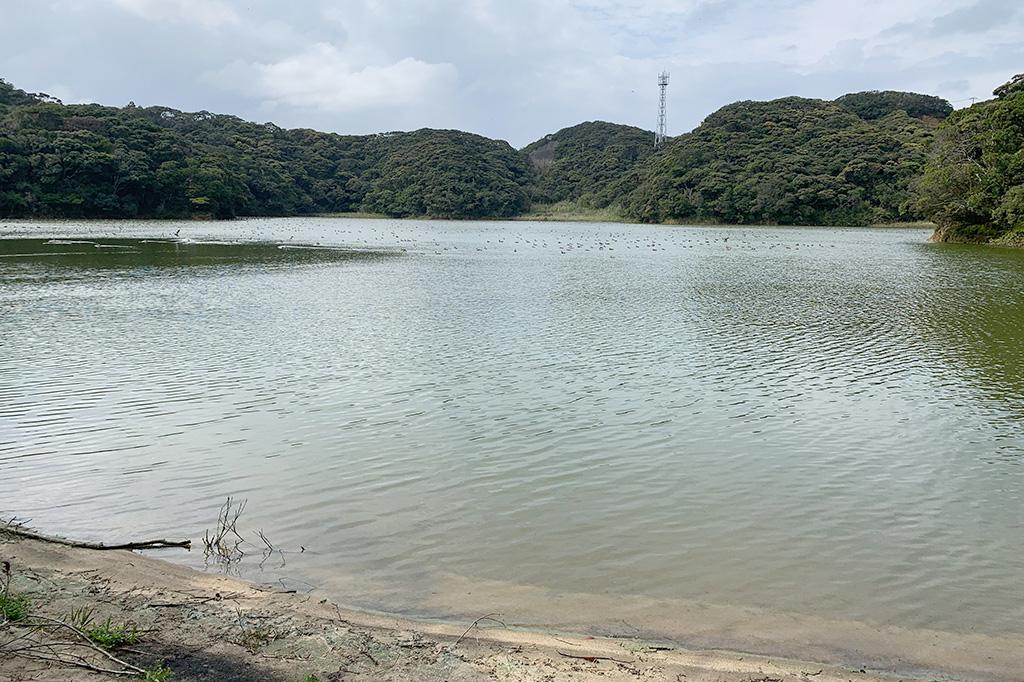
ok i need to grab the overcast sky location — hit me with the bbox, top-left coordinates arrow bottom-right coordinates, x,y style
2,0 -> 1021,147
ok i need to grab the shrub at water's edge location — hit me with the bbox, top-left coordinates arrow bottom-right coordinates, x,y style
915,74 -> 1024,245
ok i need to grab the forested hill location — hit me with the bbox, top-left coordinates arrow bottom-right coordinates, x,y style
1,77 -> 961,226
834,90 -> 953,121
0,79 -> 532,220
522,121 -> 654,205
914,74 -> 1024,245
615,93 -> 950,225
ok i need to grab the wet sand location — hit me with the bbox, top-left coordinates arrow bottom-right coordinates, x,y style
2,530 -> 1021,681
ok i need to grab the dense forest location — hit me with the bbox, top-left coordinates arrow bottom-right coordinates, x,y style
522,121 -> 654,205
0,79 -> 531,220
833,91 -> 952,121
7,75 -> 1015,235
614,93 -> 948,225
914,74 -> 1024,245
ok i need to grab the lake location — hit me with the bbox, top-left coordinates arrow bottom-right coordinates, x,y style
2,218 -> 1023,674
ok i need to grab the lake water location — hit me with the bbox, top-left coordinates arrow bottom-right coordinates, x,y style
2,218 -> 1023,675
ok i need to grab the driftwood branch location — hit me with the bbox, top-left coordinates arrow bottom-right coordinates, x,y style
1,524 -> 190,551
556,650 -> 634,665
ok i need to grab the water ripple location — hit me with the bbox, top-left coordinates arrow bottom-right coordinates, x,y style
1,222 -> 1023,642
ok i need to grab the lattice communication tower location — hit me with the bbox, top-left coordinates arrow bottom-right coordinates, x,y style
655,71 -> 670,147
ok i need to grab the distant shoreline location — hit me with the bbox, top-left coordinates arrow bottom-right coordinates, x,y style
1,213 -> 938,230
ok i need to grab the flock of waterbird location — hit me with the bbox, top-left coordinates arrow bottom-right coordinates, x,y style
7,217 -> 846,257
261,222 -> 840,257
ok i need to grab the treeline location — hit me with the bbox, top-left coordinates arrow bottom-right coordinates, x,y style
522,121 -> 655,205
518,92 -> 962,227
612,94 -> 945,225
914,74 -> 1024,244
6,75 -> 1019,238
0,79 -> 531,219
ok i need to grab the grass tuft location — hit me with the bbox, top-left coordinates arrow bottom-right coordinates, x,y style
67,607 -> 141,649
144,664 -> 173,681
0,593 -> 30,622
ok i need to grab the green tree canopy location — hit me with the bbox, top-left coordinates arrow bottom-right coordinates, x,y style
522,121 -> 655,205
915,75 -> 1024,243
1,77 -> 976,230
0,80 -> 531,220
835,91 -> 953,121
615,94 -> 948,226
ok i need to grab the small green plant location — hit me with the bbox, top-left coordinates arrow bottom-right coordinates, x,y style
233,622 -> 278,653
0,593 -> 30,622
67,605 -> 96,627
301,675 -> 320,682
144,664 -> 173,681
67,607 -> 141,649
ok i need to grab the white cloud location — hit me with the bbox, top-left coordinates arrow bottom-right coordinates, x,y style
209,43 -> 458,115
110,0 -> 239,29
3,0 -> 1023,145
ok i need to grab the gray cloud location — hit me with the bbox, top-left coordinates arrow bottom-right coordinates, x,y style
930,0 -> 1020,36
1,0 -> 1020,147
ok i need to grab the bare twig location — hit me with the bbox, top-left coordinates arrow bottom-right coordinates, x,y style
453,613 -> 506,647
20,615 -> 146,674
256,529 -> 274,551
203,497 -> 247,565
10,649 -> 139,676
0,560 -> 11,627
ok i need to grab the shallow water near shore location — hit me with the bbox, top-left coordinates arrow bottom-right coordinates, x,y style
2,218 -> 1023,667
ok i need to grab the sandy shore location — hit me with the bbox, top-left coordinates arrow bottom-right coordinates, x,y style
0,531 -> 940,682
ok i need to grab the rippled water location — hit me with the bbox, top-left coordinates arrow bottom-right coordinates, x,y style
2,218 -> 1023,663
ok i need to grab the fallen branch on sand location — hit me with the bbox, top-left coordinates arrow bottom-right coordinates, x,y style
0,561 -> 153,677
1,523 -> 190,551
5,614 -> 148,675
557,647 -> 634,663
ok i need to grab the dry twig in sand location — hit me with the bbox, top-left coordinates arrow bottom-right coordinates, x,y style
556,649 -> 635,665
0,592 -> 148,677
453,612 -> 506,647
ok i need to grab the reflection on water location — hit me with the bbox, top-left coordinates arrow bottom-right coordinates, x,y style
1,219 -> 1023,668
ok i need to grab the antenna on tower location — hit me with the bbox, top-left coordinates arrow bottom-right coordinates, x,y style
655,71 -> 670,147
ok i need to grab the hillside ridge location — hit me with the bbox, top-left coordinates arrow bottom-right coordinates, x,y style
1,77 -> 959,226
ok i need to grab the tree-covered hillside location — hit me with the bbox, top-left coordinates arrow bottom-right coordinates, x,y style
915,74 -> 1024,244
617,93 -> 948,225
2,77 -> 970,229
835,91 -> 953,121
0,79 -> 532,220
362,129 -> 531,218
522,121 -> 654,205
